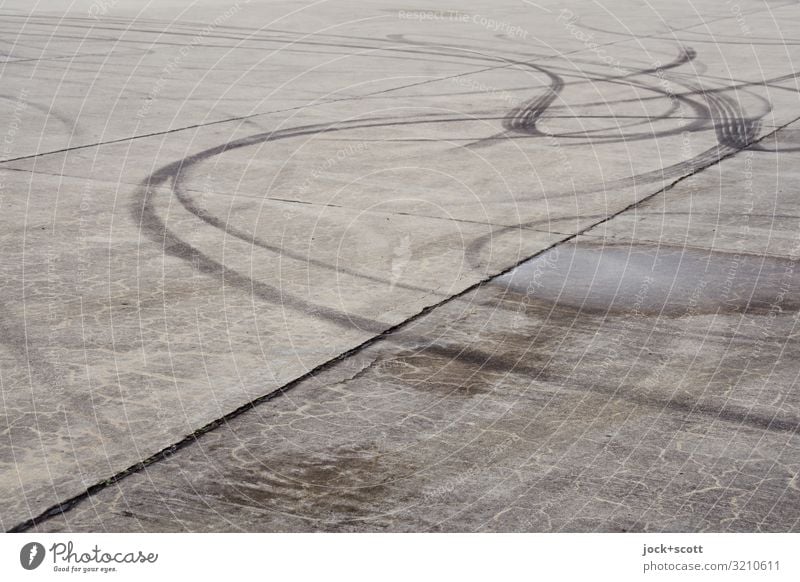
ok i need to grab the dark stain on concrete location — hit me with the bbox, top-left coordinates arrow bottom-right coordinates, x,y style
493,242 -> 800,317
385,343 -> 552,397
201,445 -> 416,527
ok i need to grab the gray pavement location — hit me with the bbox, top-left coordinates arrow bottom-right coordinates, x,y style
1,0 -> 799,532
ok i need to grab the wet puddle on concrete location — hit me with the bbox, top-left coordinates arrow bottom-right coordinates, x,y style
494,242 -> 799,316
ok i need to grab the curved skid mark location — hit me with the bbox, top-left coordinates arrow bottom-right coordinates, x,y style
133,112 -> 517,334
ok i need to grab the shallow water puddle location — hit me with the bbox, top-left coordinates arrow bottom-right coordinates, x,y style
494,242 -> 799,316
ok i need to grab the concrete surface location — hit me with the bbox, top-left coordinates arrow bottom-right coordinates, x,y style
1,0 -> 799,532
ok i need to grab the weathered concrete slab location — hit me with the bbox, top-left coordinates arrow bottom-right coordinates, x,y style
1,0 -> 799,531
28,120 -> 800,532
